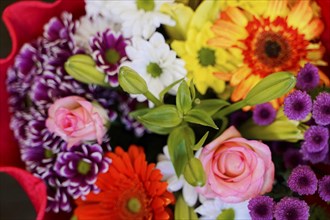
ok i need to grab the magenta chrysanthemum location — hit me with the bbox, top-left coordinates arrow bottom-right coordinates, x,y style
90,29 -> 128,86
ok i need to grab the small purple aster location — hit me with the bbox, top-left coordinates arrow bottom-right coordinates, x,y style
318,175 -> 330,202
90,29 -> 128,86
296,63 -> 320,91
312,92 -> 330,126
46,186 -> 72,213
284,90 -> 312,120
248,196 -> 275,220
54,144 -> 111,199
287,165 -> 318,195
44,12 -> 75,43
253,103 -> 276,126
283,148 -> 305,169
304,126 -> 329,152
300,126 -> 329,163
274,197 -> 309,220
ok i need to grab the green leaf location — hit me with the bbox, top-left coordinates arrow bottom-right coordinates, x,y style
184,109 -> 218,129
176,81 -> 192,114
159,78 -> 184,102
194,99 -> 229,116
138,105 -> 182,128
184,157 -> 206,187
193,131 -> 209,150
244,71 -> 296,105
175,194 -> 199,220
141,122 -> 176,135
168,126 -> 195,175
189,80 -> 196,100
118,66 -> 148,94
216,208 -> 235,220
129,108 -> 151,118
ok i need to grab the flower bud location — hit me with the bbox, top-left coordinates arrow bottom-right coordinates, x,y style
244,72 -> 296,106
65,54 -> 108,87
119,66 -> 148,94
184,158 -> 206,187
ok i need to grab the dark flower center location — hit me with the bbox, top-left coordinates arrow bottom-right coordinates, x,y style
322,105 -> 330,115
255,204 -> 269,217
265,40 -> 281,58
312,135 -> 323,144
293,101 -> 304,111
285,208 -> 298,219
198,47 -> 216,67
303,72 -> 313,83
77,160 -> 91,175
298,176 -> 310,187
259,109 -> 270,119
105,49 -> 120,65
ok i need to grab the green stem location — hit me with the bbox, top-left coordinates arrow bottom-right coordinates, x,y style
214,100 -> 247,118
144,91 -> 162,106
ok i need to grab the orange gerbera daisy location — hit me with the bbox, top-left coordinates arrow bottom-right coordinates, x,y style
209,0 -> 329,108
73,145 -> 175,220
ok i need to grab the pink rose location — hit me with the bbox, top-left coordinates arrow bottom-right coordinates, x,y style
46,96 -> 108,148
198,126 -> 274,203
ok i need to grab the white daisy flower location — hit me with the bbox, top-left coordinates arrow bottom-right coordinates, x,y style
123,32 -> 186,103
88,0 -> 175,39
195,197 -> 251,220
156,146 -> 201,207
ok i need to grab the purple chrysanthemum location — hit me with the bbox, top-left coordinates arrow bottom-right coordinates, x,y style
90,29 -> 128,86
253,103 -> 276,126
284,90 -> 312,120
318,175 -> 330,202
300,126 -> 329,164
304,126 -> 329,152
296,63 -> 320,91
54,144 -> 111,199
283,148 -> 305,169
248,196 -> 275,220
287,165 -> 318,195
274,197 -> 309,220
46,186 -> 72,213
312,92 -> 330,126
44,12 -> 75,44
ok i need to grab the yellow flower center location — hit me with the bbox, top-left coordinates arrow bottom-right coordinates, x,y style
198,47 -> 216,67
127,197 -> 142,213
105,49 -> 120,65
77,160 -> 91,175
136,0 -> 155,11
146,62 -> 162,78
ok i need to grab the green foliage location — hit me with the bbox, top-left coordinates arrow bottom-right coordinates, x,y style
216,208 -> 235,220
184,157 -> 206,186
118,66 -> 148,94
175,194 -> 199,220
176,81 -> 193,114
193,131 -> 209,150
194,99 -> 229,116
184,109 -> 218,129
65,54 -> 108,87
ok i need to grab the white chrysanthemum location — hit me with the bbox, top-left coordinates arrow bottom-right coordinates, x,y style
156,146 -> 201,207
73,16 -> 119,52
88,0 -> 175,39
123,32 -> 186,103
195,197 -> 251,220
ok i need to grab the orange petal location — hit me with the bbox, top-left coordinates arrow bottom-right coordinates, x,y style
231,75 -> 260,102
287,0 -> 313,30
302,18 -> 325,40
213,71 -> 232,81
225,7 -> 248,27
319,70 -> 330,86
265,0 -> 289,21
212,20 -> 248,41
230,66 -> 252,87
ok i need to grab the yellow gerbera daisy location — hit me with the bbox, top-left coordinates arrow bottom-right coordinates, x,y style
171,22 -> 239,95
209,0 -> 329,108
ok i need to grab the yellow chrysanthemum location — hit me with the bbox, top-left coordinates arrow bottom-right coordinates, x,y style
171,22 -> 239,95
209,0 -> 329,108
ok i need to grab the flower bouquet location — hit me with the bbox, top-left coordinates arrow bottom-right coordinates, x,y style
1,0 -> 330,219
